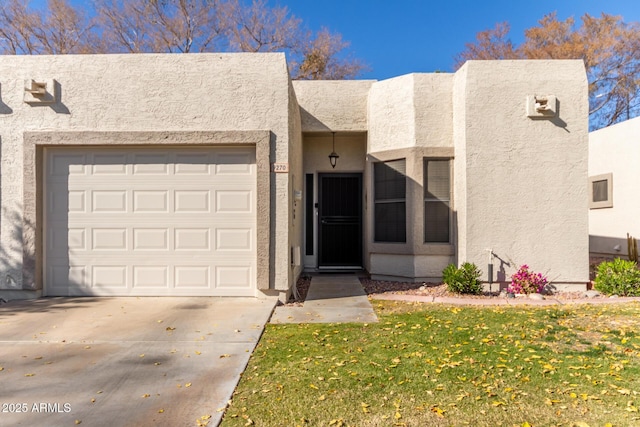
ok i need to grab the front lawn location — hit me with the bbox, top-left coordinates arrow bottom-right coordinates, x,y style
221,301 -> 640,427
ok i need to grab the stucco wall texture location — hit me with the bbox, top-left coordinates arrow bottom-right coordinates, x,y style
589,116 -> 640,257
0,54 -> 590,300
0,53 -> 293,298
455,61 -> 589,287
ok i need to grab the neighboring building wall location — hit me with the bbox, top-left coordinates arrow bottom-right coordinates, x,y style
589,116 -> 640,259
0,53 -> 293,299
454,60 -> 589,289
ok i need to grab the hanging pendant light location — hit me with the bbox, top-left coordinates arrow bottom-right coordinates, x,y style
328,131 -> 339,169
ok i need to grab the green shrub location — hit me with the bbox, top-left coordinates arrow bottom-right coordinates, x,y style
442,262 -> 483,295
594,258 -> 640,296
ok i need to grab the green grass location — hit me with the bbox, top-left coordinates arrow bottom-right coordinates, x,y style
220,301 -> 640,427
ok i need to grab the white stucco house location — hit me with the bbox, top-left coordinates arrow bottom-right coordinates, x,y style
0,53 -> 589,302
589,116 -> 640,261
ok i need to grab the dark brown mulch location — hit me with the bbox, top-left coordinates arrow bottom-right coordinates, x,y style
360,278 -> 499,299
287,274 -> 311,305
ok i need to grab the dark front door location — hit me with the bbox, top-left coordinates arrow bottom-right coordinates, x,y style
318,173 -> 363,268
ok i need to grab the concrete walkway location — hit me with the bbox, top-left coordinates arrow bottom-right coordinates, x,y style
270,274 -> 378,323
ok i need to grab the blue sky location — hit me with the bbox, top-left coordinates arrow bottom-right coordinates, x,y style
276,0 -> 640,79
32,0 -> 640,80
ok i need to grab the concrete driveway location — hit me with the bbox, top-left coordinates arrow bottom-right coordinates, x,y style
0,297 -> 276,427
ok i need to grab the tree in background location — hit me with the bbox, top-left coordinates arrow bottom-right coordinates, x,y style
0,0 -> 365,80
0,0 -> 97,54
455,13 -> 640,130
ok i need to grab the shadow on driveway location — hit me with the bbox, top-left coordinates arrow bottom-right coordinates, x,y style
0,297 -> 276,426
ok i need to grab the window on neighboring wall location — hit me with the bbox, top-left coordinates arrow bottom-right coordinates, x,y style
424,159 -> 451,243
374,159 -> 406,242
589,173 -> 613,209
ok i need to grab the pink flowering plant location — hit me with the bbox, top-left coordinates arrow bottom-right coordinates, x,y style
508,265 -> 548,294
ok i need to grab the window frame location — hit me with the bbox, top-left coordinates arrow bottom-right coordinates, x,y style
373,158 -> 407,243
588,173 -> 613,209
423,158 -> 452,243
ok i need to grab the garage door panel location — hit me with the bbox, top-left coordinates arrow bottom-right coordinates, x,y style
92,266 -> 128,289
175,266 -> 210,288
215,153 -> 253,175
92,228 -> 128,250
133,266 -> 169,288
215,265 -> 252,289
44,146 -> 256,297
133,228 -> 169,250
174,228 -> 210,250
133,155 -> 170,175
133,191 -> 169,213
215,191 -> 252,213
92,191 -> 127,213
92,154 -> 128,174
175,191 -> 210,212
216,228 -> 252,251
50,153 -> 87,178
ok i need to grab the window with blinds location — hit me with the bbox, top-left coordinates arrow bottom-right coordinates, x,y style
424,159 -> 451,243
374,159 -> 406,243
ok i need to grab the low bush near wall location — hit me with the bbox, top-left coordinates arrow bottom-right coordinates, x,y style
594,258 -> 640,296
508,265 -> 548,295
442,262 -> 483,295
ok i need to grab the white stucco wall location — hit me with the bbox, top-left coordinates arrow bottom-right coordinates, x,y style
368,75 -> 416,152
287,79 -> 304,294
454,60 -> 589,287
413,74 -> 454,148
0,53 -> 293,298
292,80 -> 373,132
368,74 -> 454,153
589,116 -> 640,257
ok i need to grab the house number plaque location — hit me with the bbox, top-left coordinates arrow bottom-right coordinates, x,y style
272,163 -> 289,173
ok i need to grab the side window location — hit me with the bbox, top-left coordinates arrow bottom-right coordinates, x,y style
589,173 -> 613,209
424,159 -> 451,243
374,159 -> 406,243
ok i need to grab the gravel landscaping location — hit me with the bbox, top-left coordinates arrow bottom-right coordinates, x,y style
288,274 -> 602,305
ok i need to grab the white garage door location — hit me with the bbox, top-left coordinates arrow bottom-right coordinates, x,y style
44,146 -> 256,296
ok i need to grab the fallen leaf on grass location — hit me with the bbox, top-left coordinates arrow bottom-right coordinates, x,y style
431,406 -> 445,417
